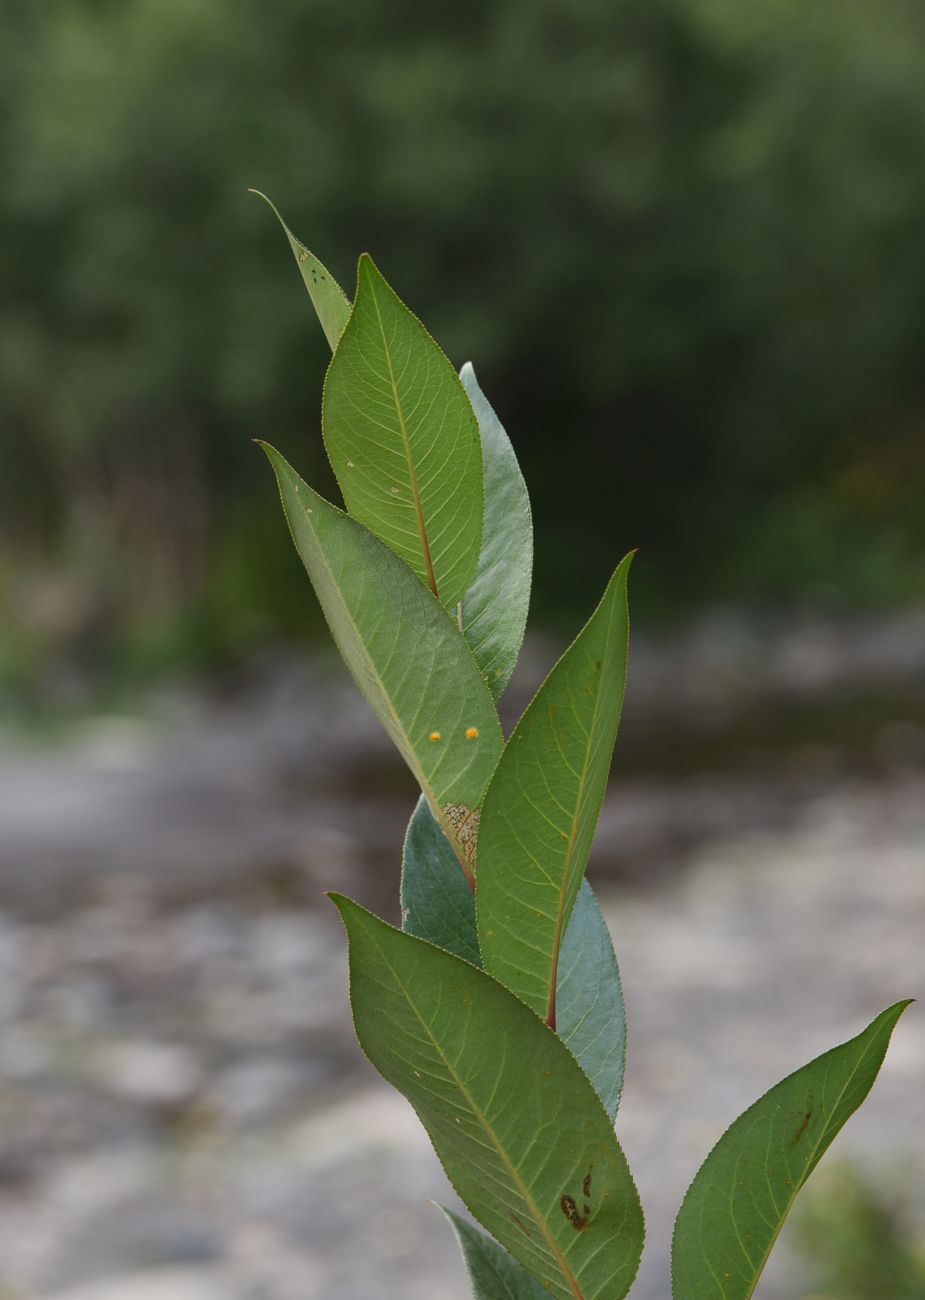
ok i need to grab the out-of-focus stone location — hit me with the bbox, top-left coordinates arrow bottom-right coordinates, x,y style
43,1268 -> 229,1300
92,1041 -> 202,1108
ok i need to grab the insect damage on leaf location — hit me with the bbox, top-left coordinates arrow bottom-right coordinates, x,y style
560,1195 -> 590,1232
443,803 -> 480,870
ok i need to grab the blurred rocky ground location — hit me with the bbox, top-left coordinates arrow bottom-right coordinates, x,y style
0,611 -> 923,1299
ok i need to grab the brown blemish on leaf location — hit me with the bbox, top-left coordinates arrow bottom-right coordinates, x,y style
509,1212 -> 532,1239
560,1195 -> 589,1232
442,803 -> 480,870
789,1107 -> 814,1147
582,1169 -> 593,1199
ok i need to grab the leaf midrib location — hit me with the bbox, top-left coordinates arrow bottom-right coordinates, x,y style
546,588 -> 621,1027
693,1019 -> 892,1300
288,483 -> 481,881
367,920 -> 587,1300
366,266 -> 440,600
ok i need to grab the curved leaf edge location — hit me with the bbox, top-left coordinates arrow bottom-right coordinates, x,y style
475,550 -> 635,1018
670,998 -> 913,1300
248,189 -> 351,349
494,550 -> 635,749
438,1204 -> 550,1300
399,796 -> 628,1121
256,441 -> 503,866
459,360 -> 534,702
329,891 -> 646,1300
319,253 -> 485,612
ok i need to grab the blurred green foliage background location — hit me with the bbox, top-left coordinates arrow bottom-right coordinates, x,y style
3,0 -> 925,688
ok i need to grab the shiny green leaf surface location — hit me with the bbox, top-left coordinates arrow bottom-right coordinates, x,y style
672,1001 -> 912,1300
322,255 -> 483,609
556,883 -> 626,1119
441,1207 -> 549,1300
333,895 -> 644,1300
477,556 -> 632,1025
261,445 -> 502,866
400,793 -> 626,1119
459,362 -> 532,700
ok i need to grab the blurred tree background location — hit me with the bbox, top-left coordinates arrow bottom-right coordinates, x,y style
3,0 -> 925,692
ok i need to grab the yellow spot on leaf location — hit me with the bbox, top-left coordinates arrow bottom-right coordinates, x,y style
466,727 -> 478,740
429,731 -> 442,742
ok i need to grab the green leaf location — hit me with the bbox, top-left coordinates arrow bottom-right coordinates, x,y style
671,1000 -> 912,1300
459,362 -> 532,700
556,883 -> 626,1120
476,555 -> 633,1026
261,444 -> 502,874
332,894 -> 644,1300
440,1207 -> 549,1300
401,794 -> 626,1119
249,190 -> 351,350
401,795 -> 479,965
322,254 -> 484,609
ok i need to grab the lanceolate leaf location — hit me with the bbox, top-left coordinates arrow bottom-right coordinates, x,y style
322,255 -> 484,609
440,1207 -> 549,1300
671,1001 -> 912,1300
459,362 -> 532,700
261,445 -> 502,872
251,218 -> 528,690
332,895 -> 644,1300
556,884 -> 626,1120
477,555 -> 633,1027
401,796 -> 626,1119
249,190 -> 351,350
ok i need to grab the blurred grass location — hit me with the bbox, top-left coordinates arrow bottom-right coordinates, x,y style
794,1162 -> 925,1300
3,0 -> 925,691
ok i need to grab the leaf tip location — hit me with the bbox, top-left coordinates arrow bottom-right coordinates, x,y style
326,891 -> 354,926
248,187 -> 285,224
356,251 -> 385,291
253,438 -> 279,465
887,997 -> 915,1018
327,891 -> 362,922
